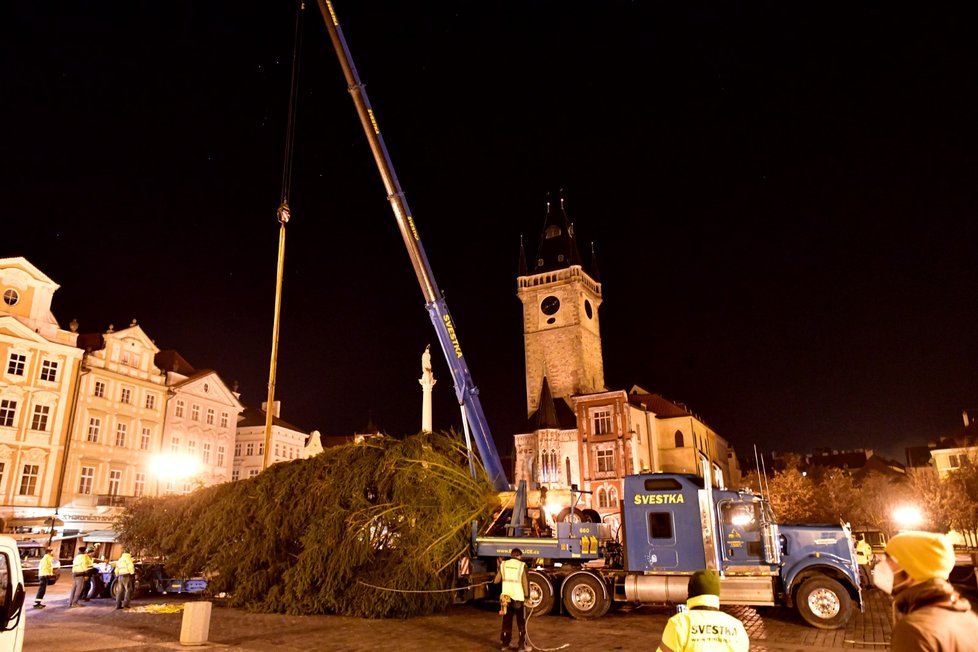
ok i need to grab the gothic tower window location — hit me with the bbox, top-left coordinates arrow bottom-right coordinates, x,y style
675,430 -> 684,447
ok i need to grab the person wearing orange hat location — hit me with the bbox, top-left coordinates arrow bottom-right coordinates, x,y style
873,531 -> 978,652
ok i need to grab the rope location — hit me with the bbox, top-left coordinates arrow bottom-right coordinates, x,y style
356,579 -> 492,594
279,0 -> 305,208
524,605 -> 570,651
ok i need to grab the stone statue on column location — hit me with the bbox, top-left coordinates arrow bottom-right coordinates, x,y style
419,344 -> 436,432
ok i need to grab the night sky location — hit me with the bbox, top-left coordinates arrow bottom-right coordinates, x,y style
4,2 -> 977,465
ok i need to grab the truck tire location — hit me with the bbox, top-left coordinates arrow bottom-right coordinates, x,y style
110,578 -> 120,600
525,571 -> 554,615
555,508 -> 593,523
795,576 -> 852,629
560,572 -> 610,620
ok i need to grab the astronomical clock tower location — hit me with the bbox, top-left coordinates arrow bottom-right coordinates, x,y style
517,193 -> 605,416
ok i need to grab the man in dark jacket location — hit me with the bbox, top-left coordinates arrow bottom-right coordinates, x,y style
873,531 -> 978,652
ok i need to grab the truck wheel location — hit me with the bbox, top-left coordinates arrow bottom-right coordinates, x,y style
555,508 -> 593,523
525,571 -> 554,615
110,578 -> 120,600
560,572 -> 609,620
796,576 -> 852,629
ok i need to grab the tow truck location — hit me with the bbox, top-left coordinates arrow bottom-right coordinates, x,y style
311,0 -> 863,629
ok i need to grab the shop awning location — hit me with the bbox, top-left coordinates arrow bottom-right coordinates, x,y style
7,516 -> 64,528
82,530 -> 119,543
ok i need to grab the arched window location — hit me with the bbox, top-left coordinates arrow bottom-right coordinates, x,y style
675,430 -> 684,447
541,452 -> 549,481
597,488 -> 608,508
608,487 -> 619,508
565,457 -> 572,485
550,450 -> 558,482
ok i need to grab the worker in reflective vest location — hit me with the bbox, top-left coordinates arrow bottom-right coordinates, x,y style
656,569 -> 749,652
494,548 -> 530,652
854,535 -> 874,586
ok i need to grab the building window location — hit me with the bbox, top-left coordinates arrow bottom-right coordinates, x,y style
0,462 -> 5,486
258,442 -> 264,456
231,469 -> 240,482
597,488 -> 608,508
115,423 -> 127,447
120,351 -> 140,368
608,487 -> 619,508
171,437 -> 180,453
674,430 -> 684,448
78,467 -> 94,494
2,289 -> 18,306
220,412 -> 229,428
188,440 -> 197,457
596,449 -> 615,473
202,442 -> 211,464
120,387 -> 131,404
217,445 -> 226,466
108,470 -> 121,495
134,472 -> 145,497
145,394 -> 156,410
206,408 -> 214,425
31,404 -> 50,431
275,444 -> 280,458
87,417 -> 101,443
175,400 -> 184,418
94,381 -> 106,398
203,383 -> 209,393
246,443 -> 254,456
6,353 -> 26,376
140,427 -> 151,450
19,464 -> 39,495
593,409 -> 613,435
248,469 -> 260,478
40,360 -> 59,382
191,404 -> 200,421
0,399 -> 16,427
948,454 -> 965,469
234,443 -> 241,457
566,458 -> 572,485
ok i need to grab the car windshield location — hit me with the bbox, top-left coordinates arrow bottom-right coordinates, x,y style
18,546 -> 43,561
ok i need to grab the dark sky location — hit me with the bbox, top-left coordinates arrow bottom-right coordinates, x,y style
4,2 -> 977,466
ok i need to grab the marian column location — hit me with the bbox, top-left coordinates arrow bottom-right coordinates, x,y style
419,344 -> 436,432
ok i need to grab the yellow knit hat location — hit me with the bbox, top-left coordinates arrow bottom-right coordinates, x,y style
885,531 -> 955,582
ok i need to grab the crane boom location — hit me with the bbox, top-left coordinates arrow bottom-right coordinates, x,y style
313,0 -> 510,491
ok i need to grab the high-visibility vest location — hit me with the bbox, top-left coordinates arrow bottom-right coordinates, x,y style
500,558 -> 525,602
116,553 -> 135,576
39,554 -> 54,577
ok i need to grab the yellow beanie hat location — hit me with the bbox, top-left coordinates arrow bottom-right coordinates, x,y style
885,531 -> 955,582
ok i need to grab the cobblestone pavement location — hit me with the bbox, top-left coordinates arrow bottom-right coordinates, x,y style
23,580 -> 900,651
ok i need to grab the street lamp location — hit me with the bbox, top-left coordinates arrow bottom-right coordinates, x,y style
892,504 -> 924,531
150,453 -> 202,496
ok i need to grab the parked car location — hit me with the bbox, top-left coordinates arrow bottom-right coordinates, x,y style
84,559 -> 207,600
16,541 -> 60,586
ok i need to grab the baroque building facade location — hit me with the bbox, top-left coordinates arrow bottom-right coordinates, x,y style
0,257 -> 83,528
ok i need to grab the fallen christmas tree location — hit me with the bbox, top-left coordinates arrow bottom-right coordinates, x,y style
115,430 -> 498,618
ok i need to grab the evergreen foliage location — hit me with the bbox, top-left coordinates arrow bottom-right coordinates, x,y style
115,431 -> 497,617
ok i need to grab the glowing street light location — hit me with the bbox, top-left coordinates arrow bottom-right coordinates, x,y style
892,504 -> 924,530
150,453 -> 202,495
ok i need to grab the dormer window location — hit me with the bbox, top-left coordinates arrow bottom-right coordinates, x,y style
2,289 -> 18,306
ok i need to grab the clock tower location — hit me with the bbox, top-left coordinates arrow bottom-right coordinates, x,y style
518,193 -> 605,416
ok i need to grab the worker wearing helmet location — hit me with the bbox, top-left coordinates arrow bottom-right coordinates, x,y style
494,548 -> 529,652
656,569 -> 749,652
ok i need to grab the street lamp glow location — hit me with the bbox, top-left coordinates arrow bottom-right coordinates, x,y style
892,504 -> 923,530
150,453 -> 202,480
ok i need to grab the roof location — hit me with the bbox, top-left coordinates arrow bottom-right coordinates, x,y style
530,191 -> 584,274
526,377 -> 577,430
155,350 -> 196,375
237,405 -> 306,433
627,388 -> 693,419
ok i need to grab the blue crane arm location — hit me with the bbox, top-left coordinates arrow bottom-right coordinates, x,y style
314,0 -> 510,491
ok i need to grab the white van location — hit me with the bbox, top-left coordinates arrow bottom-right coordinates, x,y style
0,536 -> 26,652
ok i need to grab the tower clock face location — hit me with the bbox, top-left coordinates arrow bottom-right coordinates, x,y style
541,295 -> 561,316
